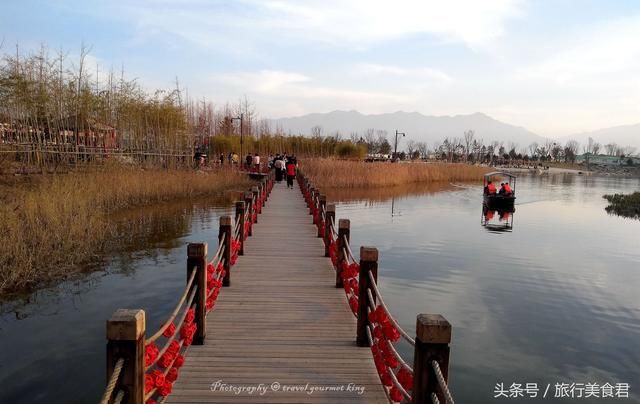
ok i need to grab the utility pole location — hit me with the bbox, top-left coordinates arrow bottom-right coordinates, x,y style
232,114 -> 244,168
394,130 -> 405,161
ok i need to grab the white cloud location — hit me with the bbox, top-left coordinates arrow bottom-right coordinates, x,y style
358,63 -> 455,84
254,0 -> 524,48
218,70 -> 310,93
516,16 -> 640,84
209,69 -> 416,117
84,0 -> 525,50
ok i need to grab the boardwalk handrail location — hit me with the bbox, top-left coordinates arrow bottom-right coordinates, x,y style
298,169 -> 455,404
100,173 -> 274,404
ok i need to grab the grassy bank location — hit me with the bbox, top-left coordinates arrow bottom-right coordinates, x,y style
300,159 -> 489,188
603,192 -> 640,219
0,167 -> 250,294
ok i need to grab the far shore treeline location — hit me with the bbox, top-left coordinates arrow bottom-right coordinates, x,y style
1,45 -> 638,172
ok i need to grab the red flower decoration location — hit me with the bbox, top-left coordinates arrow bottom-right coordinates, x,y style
145,374 -> 154,394
151,369 -> 165,387
385,352 -> 399,369
167,340 -> 180,355
159,351 -> 176,369
184,308 -> 195,325
166,367 -> 178,383
145,342 -> 159,367
206,263 -> 214,275
348,296 -> 358,313
389,387 -> 403,402
158,380 -> 173,396
396,368 -> 413,391
163,323 -> 176,338
383,322 -> 401,343
381,371 -> 393,387
174,354 -> 185,368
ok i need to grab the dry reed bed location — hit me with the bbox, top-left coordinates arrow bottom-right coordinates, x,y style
0,168 -> 249,294
300,159 -> 489,188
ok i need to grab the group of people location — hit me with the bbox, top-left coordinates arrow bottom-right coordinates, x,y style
484,181 -> 513,196
271,154 -> 298,188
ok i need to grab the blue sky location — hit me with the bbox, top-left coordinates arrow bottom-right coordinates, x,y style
3,0 -> 640,136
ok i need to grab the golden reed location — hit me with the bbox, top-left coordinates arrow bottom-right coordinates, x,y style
0,167 -> 249,294
300,158 -> 489,189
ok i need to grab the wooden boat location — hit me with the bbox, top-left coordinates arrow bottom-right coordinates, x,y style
483,171 -> 516,208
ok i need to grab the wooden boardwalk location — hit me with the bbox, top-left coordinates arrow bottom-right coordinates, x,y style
168,182 -> 388,403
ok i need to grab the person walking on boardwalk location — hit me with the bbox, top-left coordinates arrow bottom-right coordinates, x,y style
285,158 -> 296,189
274,154 -> 284,182
253,153 -> 260,171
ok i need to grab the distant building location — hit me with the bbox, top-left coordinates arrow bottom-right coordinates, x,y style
577,154 -> 640,165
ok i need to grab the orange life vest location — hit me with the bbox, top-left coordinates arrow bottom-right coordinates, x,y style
487,183 -> 497,194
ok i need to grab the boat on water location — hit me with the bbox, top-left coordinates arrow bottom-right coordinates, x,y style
483,171 -> 516,209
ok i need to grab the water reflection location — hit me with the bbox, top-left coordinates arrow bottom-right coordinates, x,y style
324,182 -> 454,203
0,197 -> 233,404
333,174 -> 640,404
481,204 -> 516,233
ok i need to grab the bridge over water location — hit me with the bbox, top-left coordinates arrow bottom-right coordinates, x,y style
100,172 -> 454,404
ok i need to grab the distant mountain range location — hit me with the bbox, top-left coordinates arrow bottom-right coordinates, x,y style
268,110 -> 640,152
562,123 -> 640,151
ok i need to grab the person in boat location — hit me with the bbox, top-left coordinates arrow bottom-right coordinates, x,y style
504,182 -> 513,196
498,183 -> 505,195
486,181 -> 497,195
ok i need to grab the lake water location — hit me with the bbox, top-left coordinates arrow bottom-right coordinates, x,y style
328,173 -> 640,403
0,174 -> 638,403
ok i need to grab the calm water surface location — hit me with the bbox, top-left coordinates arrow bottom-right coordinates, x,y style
0,200 -> 234,404
0,174 -> 638,403
330,174 -> 640,403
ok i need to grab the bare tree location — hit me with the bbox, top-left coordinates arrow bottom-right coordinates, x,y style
463,130 -> 474,161
604,143 -> 617,156
417,142 -> 428,159
311,125 -> 323,138
564,140 -> 579,162
406,139 -> 417,159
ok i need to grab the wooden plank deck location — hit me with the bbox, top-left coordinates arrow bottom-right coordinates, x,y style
168,181 -> 388,403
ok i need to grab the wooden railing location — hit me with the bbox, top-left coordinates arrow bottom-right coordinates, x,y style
297,170 -> 455,404
99,173 -> 275,404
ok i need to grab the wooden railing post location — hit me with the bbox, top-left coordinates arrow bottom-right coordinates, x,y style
187,242 -> 207,344
219,216 -> 232,287
252,186 -> 259,222
318,194 -> 326,238
257,184 -> 263,213
309,188 -> 316,215
244,191 -> 253,237
235,201 -> 245,255
106,309 -> 145,404
357,247 -> 378,347
324,204 -> 335,257
412,314 -> 452,404
336,219 -> 350,288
